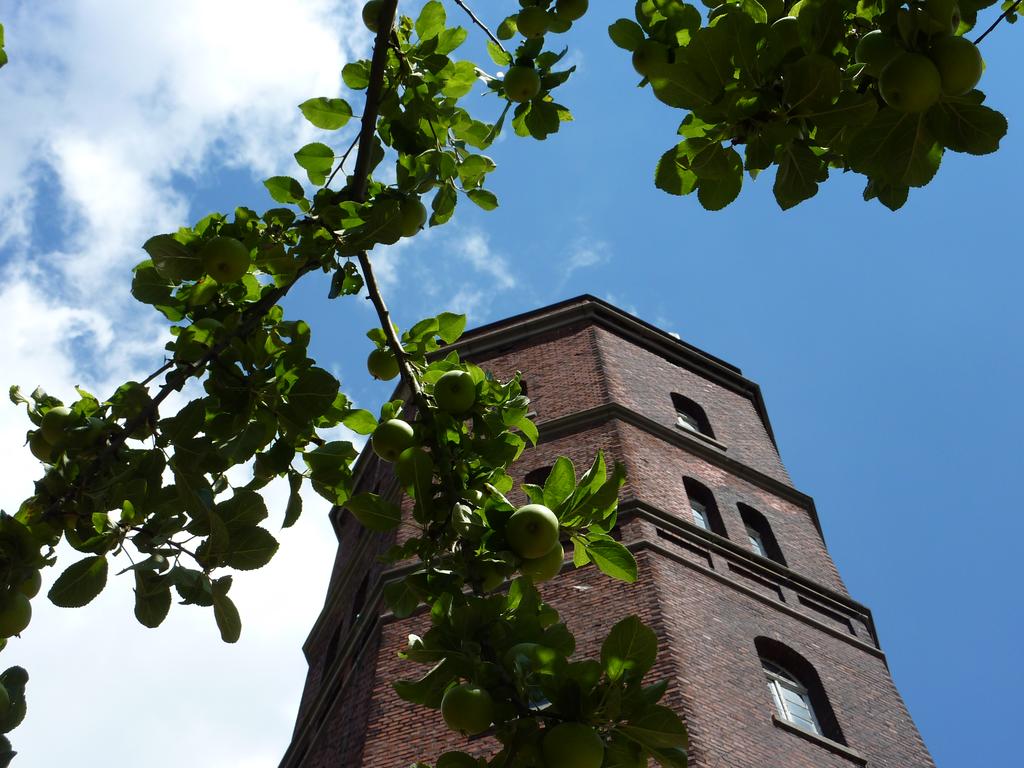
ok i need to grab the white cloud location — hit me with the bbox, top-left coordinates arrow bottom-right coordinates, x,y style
0,2 -> 369,765
454,229 -> 516,290
562,234 -> 611,279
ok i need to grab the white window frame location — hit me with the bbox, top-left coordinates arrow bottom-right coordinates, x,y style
746,525 -> 767,558
690,499 -> 710,531
763,660 -> 822,736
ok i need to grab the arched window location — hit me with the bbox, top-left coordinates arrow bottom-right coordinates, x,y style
756,638 -> 845,743
671,393 -> 714,438
682,477 -> 726,537
738,504 -> 786,565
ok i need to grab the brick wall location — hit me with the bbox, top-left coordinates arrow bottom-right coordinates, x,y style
283,299 -> 933,768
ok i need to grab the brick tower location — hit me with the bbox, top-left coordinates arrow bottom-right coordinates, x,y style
281,296 -> 934,768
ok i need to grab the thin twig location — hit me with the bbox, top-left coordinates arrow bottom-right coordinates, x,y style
324,133 -> 361,189
453,0 -> 508,55
974,0 -> 1022,45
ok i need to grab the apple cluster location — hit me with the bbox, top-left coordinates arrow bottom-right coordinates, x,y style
855,0 -> 984,113
497,0 -> 589,104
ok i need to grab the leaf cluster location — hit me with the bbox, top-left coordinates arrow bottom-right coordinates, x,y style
613,0 -> 1008,209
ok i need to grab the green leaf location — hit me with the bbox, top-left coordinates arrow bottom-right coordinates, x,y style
466,189 -> 498,210
384,578 -> 421,619
143,234 -> 202,282
849,108 -> 943,188
654,145 -> 698,197
441,60 -> 479,98
216,489 -> 269,531
212,578 -> 242,643
927,98 -> 1007,155
222,527 -> 279,570
415,0 -> 446,40
619,705 -> 689,750
263,176 -> 306,205
283,471 -> 304,529
48,555 -> 108,608
342,61 -> 371,90
436,27 -> 468,55
130,262 -> 183,320
294,142 -> 334,185
773,142 -> 828,210
545,457 -> 576,511
435,312 -> 466,344
609,19 -> 646,51
696,146 -> 743,211
287,367 -> 340,420
601,615 -> 658,683
393,658 -> 457,708
783,54 -> 841,114
298,97 -> 352,130
587,539 -> 637,583
431,183 -> 457,225
134,571 -> 171,628
487,41 -> 512,67
437,752 -> 481,768
342,408 -> 379,435
344,492 -> 402,532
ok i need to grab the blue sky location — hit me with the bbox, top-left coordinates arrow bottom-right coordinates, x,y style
0,2 -> 1020,766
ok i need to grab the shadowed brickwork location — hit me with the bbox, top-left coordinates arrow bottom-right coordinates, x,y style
281,296 -> 933,768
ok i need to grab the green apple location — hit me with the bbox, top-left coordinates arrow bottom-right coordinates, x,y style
362,0 -> 384,32
29,431 -> 54,463
770,16 -> 801,54
440,683 -> 494,735
367,348 -> 400,381
40,406 -> 74,445
878,53 -> 942,112
542,723 -> 604,768
506,503 -> 559,559
371,419 -> 415,462
854,30 -> 904,77
520,541 -> 564,582
631,39 -> 670,78
555,0 -> 588,21
433,370 -> 476,414
452,502 -> 484,540
504,66 -> 541,103
464,488 -> 486,506
398,198 -> 427,237
0,593 -> 31,638
18,571 -> 42,599
395,447 -> 434,488
517,7 -> 550,39
924,0 -> 961,33
201,236 -> 250,283
929,35 -> 982,95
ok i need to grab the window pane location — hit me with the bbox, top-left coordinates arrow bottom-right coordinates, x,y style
677,412 -> 698,431
692,506 -> 709,530
747,527 -> 767,556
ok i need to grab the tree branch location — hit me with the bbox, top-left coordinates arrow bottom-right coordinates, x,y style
452,0 -> 508,56
974,0 -> 1022,45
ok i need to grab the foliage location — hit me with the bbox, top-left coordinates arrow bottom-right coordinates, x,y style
0,0 -> 1018,764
